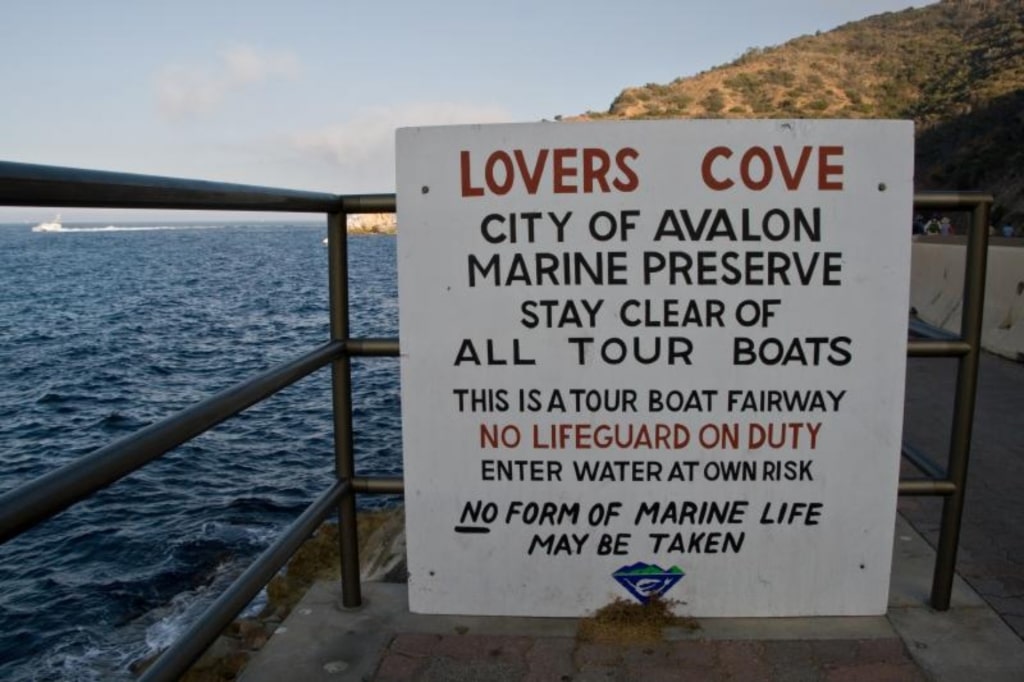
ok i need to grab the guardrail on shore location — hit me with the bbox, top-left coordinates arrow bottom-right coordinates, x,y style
0,161 -> 401,682
0,160 -> 992,679
903,192 -> 992,610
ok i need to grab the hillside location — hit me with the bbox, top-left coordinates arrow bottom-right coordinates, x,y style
577,0 -> 1024,223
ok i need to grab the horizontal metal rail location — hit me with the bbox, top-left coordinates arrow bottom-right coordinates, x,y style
912,190 -> 995,210
345,338 -> 400,356
0,340 -> 345,543
907,339 -> 971,357
899,479 -> 957,496
352,476 -> 405,495
0,160 -> 395,214
343,194 -> 396,213
140,480 -> 349,682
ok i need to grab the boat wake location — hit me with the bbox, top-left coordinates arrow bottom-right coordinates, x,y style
31,215 -> 62,232
32,222 -> 228,233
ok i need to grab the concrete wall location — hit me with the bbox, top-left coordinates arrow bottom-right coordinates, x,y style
910,237 -> 1024,361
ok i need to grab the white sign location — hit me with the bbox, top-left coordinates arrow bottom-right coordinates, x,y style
396,120 -> 913,617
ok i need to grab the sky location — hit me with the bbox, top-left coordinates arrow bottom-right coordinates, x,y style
0,0 -> 932,222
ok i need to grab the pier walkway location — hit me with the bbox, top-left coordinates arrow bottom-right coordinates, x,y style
900,352 -> 1024,638
241,352 -> 1024,681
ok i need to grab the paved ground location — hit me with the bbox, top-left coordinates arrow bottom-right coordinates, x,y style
240,351 -> 1024,681
900,352 -> 1024,638
242,510 -> 1024,681
375,634 -> 926,681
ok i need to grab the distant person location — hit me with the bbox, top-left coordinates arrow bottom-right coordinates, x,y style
939,216 -> 952,235
925,218 -> 941,235
1001,222 -> 1015,238
912,214 -> 925,234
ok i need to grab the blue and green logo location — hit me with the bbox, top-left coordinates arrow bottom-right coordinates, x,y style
613,562 -> 685,603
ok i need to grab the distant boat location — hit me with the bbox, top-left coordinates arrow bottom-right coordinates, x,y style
31,214 -> 62,232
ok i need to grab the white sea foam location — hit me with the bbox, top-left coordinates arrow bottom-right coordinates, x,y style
141,558 -> 268,658
36,638 -> 130,682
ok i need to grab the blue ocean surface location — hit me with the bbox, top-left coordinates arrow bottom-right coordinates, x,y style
0,221 -> 401,680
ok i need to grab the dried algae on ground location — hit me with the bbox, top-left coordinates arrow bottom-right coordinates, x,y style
577,596 -> 699,644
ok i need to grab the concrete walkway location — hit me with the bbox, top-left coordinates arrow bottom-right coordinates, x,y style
900,352 -> 1024,638
240,352 -> 1024,681
240,513 -> 1024,681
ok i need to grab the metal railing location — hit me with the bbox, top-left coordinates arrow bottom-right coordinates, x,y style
0,161 -> 992,680
0,161 -> 401,682
900,192 -> 991,610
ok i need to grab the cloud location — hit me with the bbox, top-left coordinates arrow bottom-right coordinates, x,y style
222,45 -> 300,85
155,45 -> 300,120
289,101 -> 511,190
154,65 -> 222,119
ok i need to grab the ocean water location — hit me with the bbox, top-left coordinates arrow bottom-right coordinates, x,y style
0,222 -> 401,680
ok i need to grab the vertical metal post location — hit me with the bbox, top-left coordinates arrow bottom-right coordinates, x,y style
327,210 -> 362,608
930,199 -> 990,610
